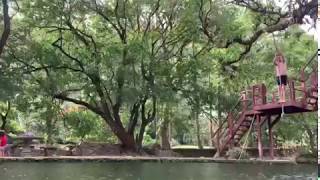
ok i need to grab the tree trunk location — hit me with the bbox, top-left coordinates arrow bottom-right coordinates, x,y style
0,116 -> 6,130
195,110 -> 203,149
215,110 -> 222,156
46,118 -> 54,144
136,122 -> 148,150
110,121 -> 137,151
209,120 -> 213,146
0,101 -> 10,130
0,0 -> 10,56
160,104 -> 171,150
301,119 -> 316,155
160,119 -> 171,150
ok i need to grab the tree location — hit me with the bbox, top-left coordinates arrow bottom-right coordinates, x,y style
5,0 -> 316,151
10,0 -> 193,150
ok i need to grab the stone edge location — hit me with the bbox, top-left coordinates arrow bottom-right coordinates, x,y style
0,156 -> 315,164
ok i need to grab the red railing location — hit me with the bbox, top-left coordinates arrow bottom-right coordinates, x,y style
213,52 -> 317,156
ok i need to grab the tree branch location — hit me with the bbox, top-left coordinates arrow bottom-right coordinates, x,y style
53,93 -> 103,116
221,0 -> 317,65
143,0 -> 161,37
0,101 -> 10,130
89,0 -> 125,43
52,38 -> 86,71
127,102 -> 140,135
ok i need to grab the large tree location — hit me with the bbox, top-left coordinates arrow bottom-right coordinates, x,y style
5,0 -> 317,150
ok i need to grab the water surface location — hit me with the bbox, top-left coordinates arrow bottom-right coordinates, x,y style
0,162 -> 316,180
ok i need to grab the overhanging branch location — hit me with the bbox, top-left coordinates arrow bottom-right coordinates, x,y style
53,93 -> 103,116
220,0 -> 317,65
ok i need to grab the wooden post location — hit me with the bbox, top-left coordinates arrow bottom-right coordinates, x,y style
257,115 -> 263,159
252,86 -> 257,105
272,91 -> 276,103
261,84 -> 267,104
268,116 -> 274,159
288,81 -> 296,102
241,91 -> 248,111
300,70 -> 306,104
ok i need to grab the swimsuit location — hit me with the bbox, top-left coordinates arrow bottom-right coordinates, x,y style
0,135 -> 7,147
276,75 -> 287,85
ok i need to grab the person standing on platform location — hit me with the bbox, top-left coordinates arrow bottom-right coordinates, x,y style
273,51 -> 288,103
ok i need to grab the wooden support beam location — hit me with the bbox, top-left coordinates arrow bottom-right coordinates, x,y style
257,115 -> 263,159
267,116 -> 274,159
288,81 -> 296,102
270,114 -> 281,128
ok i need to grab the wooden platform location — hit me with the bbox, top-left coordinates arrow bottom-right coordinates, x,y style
244,110 -> 263,116
253,101 -> 312,115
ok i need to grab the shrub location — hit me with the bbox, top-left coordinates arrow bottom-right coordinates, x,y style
143,134 -> 156,146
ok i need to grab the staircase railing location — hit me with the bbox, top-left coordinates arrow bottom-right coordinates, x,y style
292,52 -> 317,87
210,97 -> 242,145
285,52 -> 317,105
211,91 -> 254,153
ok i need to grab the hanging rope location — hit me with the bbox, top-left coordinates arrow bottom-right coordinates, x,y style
277,55 -> 285,118
238,114 -> 256,160
272,33 -> 279,52
272,33 -> 286,118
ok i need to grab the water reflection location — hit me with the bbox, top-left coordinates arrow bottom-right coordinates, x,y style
0,162 -> 316,180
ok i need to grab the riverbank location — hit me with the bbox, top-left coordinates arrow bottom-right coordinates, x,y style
5,142 -> 316,164
0,156 -> 315,164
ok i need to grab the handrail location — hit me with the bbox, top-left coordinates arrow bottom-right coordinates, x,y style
210,93 -> 254,147
230,97 -> 243,113
210,97 -> 242,140
301,51 -> 317,72
294,51 -> 317,82
295,70 -> 317,83
218,110 -> 249,153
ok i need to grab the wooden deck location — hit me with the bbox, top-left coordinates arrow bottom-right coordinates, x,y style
253,101 -> 312,115
244,110 -> 263,116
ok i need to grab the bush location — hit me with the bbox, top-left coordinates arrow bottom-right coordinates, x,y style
63,110 -> 117,143
226,147 -> 249,159
143,134 -> 156,146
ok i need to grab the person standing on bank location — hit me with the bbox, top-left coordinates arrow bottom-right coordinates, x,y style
273,51 -> 288,103
0,130 -> 8,156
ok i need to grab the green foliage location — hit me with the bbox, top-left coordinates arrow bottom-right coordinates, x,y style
6,120 -> 24,134
275,113 -> 317,149
0,0 -> 315,152
142,133 -> 156,146
63,110 -> 117,143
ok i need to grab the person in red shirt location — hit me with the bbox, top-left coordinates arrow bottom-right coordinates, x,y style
0,130 -> 8,156
273,51 -> 288,103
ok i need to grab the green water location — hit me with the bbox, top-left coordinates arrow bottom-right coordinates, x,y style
0,162 -> 316,180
